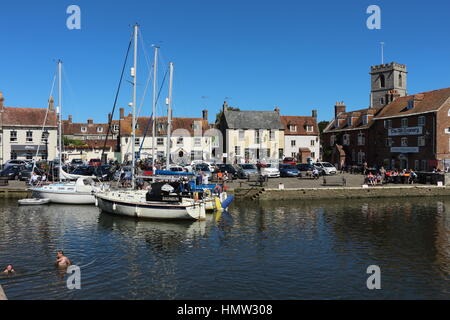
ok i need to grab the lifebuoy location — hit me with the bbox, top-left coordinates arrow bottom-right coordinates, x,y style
214,185 -> 223,194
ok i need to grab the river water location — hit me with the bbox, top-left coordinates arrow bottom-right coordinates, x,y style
0,197 -> 449,300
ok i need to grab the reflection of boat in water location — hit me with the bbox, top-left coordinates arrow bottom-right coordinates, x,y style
97,211 -> 209,240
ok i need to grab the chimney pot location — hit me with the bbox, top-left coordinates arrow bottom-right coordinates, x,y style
202,110 -> 208,121
48,96 -> 54,111
68,115 -> 73,123
0,91 -> 4,108
120,108 -> 125,120
274,107 -> 280,114
312,109 -> 317,119
87,119 -> 93,124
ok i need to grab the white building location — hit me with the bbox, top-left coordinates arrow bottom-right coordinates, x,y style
0,92 -> 58,164
281,112 -> 320,163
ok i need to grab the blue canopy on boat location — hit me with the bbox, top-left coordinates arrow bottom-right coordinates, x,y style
155,170 -> 195,176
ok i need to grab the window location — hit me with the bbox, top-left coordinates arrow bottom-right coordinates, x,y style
157,137 -> 164,146
255,130 -> 260,144
330,135 -> 336,146
414,160 -> 419,171
10,152 -> 17,160
418,136 -> 425,147
311,152 -> 315,159
235,146 -> 241,156
379,74 -> 385,88
357,133 -> 365,146
421,160 -> 427,171
135,138 -> 140,146
401,137 -> 408,147
362,115 -> 369,126
192,122 -> 200,131
239,130 -> 245,140
26,131 -> 33,142
97,127 -> 103,133
418,116 -> 425,126
347,117 -> 352,127
343,134 -> 350,146
26,152 -> 33,160
269,130 -> 275,140
113,125 -> 119,131
289,125 -> 297,132
291,152 -> 296,158
357,151 -> 365,165
399,74 -> 403,87
311,140 -> 315,147
10,131 -> 17,142
194,137 -> 201,147
401,118 -> 408,128
81,127 -> 87,132
41,132 -> 48,142
306,126 -> 313,132
407,100 -> 414,110
291,140 -> 296,147
177,137 -> 184,145
384,120 -> 392,129
380,97 -> 385,105
386,138 -> 393,147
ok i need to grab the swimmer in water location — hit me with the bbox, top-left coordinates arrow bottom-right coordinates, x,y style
55,250 -> 71,268
2,265 -> 15,274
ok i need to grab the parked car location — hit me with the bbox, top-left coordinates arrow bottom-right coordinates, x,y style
88,159 -> 102,167
314,162 -> 337,175
279,164 -> 300,177
0,165 -> 24,180
193,163 -> 213,180
216,164 -> 238,179
71,166 -> 96,176
282,157 -> 297,166
71,159 -> 85,167
237,164 -> 258,179
3,160 -> 28,169
18,165 -> 44,182
260,163 -> 280,178
94,165 -> 114,181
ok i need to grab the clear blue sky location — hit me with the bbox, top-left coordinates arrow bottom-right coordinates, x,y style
1,0 -> 449,123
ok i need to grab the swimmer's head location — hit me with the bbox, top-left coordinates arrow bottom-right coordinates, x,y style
6,265 -> 13,271
57,250 -> 64,257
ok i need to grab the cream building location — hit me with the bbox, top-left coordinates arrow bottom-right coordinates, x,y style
0,93 -> 58,164
217,104 -> 285,164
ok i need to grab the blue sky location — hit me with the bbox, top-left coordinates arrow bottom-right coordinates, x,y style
1,0 -> 449,123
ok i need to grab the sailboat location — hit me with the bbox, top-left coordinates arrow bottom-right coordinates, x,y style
29,60 -> 105,204
95,25 -> 206,221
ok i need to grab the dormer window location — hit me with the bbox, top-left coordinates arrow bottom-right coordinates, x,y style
407,100 -> 414,110
113,125 -> 119,131
306,126 -> 313,132
81,127 -> 87,133
347,117 -> 352,127
289,125 -> 297,132
97,127 -> 103,133
362,115 -> 369,126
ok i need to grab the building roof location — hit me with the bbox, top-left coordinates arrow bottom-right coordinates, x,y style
1,107 -> 57,127
324,107 -> 382,133
62,121 -> 120,135
281,116 -> 318,136
374,87 -> 450,119
223,110 -> 284,130
65,139 -> 117,150
120,115 -> 209,136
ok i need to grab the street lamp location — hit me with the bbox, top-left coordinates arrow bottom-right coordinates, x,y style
43,130 -> 49,161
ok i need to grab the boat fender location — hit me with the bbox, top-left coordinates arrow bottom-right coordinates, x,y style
214,185 -> 223,194
113,203 -> 117,211
95,198 -> 98,207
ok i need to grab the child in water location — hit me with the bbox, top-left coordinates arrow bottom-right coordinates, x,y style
2,265 -> 15,274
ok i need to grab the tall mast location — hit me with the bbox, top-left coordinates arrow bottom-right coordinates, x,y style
58,60 -> 62,182
166,62 -> 174,168
131,24 -> 138,189
151,46 -> 159,171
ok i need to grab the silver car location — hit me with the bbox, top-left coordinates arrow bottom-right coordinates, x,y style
237,164 -> 258,179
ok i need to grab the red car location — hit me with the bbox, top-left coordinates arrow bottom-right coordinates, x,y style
282,157 -> 297,166
88,159 -> 102,167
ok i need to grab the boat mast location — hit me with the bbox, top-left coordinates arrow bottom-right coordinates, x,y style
58,60 -> 62,182
151,46 -> 159,172
166,62 -> 174,169
131,24 -> 138,189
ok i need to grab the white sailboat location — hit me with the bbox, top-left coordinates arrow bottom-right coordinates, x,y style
95,25 -> 206,221
29,60 -> 103,204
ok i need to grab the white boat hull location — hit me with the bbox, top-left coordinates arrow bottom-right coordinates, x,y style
30,188 -> 96,204
96,191 -> 206,221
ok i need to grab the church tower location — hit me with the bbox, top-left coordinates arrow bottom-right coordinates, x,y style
370,62 -> 407,108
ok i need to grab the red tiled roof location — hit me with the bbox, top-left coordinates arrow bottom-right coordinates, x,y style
280,116 -> 319,136
62,120 -> 120,135
324,107 -> 382,132
65,139 -> 117,150
374,87 -> 450,119
1,107 -> 57,127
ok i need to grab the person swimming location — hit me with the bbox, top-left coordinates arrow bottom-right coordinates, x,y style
2,265 -> 15,274
55,250 -> 71,268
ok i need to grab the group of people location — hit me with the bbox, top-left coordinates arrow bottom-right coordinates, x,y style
2,250 -> 71,276
365,167 -> 418,186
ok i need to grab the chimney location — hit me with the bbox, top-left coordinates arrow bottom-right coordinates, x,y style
334,102 -> 346,119
312,109 -> 318,119
87,119 -> 93,124
0,92 -> 4,108
274,107 -> 280,114
202,110 -> 208,121
120,107 -> 125,120
48,96 -> 54,111
108,113 -> 112,123
68,115 -> 73,123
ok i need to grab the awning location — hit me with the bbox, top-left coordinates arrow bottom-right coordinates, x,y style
11,145 -> 47,152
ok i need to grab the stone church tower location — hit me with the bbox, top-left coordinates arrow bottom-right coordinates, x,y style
370,62 -> 407,108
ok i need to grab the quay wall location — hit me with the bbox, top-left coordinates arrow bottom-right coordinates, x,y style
0,188 -> 30,199
232,186 -> 450,201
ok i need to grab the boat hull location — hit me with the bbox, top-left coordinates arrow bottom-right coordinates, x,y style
30,188 -> 96,204
96,193 -> 206,221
